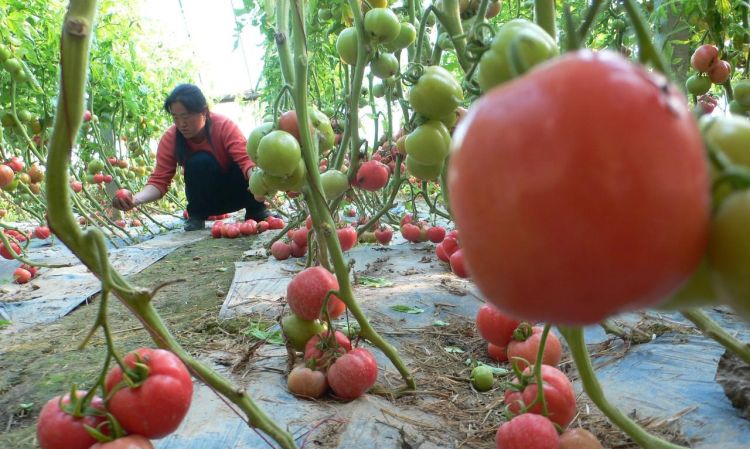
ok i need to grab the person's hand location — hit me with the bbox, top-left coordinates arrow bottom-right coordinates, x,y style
112,190 -> 137,211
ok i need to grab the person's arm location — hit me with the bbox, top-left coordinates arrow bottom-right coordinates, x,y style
219,116 -> 255,178
112,184 -> 164,211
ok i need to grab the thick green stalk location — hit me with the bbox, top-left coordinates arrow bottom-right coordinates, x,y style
558,327 -> 690,449
289,0 -> 415,391
437,0 -> 471,73
534,0 -> 557,40
46,3 -> 298,448
681,308 -> 750,365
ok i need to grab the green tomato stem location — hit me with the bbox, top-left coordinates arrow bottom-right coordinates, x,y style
558,326 -> 690,449
622,0 -> 669,77
534,0 -> 557,41
681,308 -> 750,366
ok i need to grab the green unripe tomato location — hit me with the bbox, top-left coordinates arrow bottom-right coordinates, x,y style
249,168 -> 275,198
247,122 -> 274,162
406,155 -> 443,180
310,107 -> 335,154
728,100 -> 748,116
281,314 -> 327,351
372,83 -> 386,98
405,120 -> 452,165
384,22 -> 417,52
364,8 -> 401,43
700,115 -> 750,169
438,33 -> 454,50
256,130 -> 302,177
2,176 -> 19,192
470,365 -> 494,391
87,159 -> 104,174
734,79 -> 750,108
12,69 -> 29,84
284,159 -> 308,192
686,74 -> 712,96
408,66 -> 463,120
370,52 -> 399,79
2,58 -> 22,74
0,45 -> 10,63
318,8 -> 333,21
656,258 -> 716,310
336,27 -> 359,65
477,19 -> 559,92
320,169 -> 350,200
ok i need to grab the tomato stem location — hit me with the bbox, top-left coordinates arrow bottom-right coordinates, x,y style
559,326 -> 691,449
534,0 -> 557,40
681,308 -> 750,366
531,324 -> 551,416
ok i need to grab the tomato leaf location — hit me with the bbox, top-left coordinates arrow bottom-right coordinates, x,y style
216,267 -> 228,272
0,319 -> 10,329
357,275 -> 394,288
443,346 -> 465,354
245,322 -> 284,345
476,362 -> 509,375
432,320 -> 449,327
390,305 -> 425,314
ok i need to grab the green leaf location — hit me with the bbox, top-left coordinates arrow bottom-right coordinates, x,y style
476,362 -> 510,375
358,275 -> 394,288
0,319 -> 10,329
245,322 -> 284,345
216,267 -> 228,272
432,320 -> 449,327
717,0 -> 731,15
443,346 -> 465,354
390,305 -> 425,314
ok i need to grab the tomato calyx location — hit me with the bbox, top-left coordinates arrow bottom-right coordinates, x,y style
510,322 -> 534,342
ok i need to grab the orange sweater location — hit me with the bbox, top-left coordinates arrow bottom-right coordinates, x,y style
147,112 -> 254,195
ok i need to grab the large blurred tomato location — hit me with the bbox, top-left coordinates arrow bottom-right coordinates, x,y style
448,50 -> 710,325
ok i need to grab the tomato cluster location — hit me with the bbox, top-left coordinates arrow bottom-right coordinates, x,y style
36,348 -> 191,449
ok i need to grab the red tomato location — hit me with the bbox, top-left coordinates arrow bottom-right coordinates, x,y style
690,44 -> 719,72
224,224 -> 240,239
287,366 -> 328,399
305,215 -> 313,229
442,236 -> 459,256
0,164 -> 14,187
37,391 -> 107,449
32,226 -> 51,239
336,226 -> 357,251
105,348 -> 193,439
257,221 -> 269,233
495,413 -> 559,449
327,348 -> 378,400
400,223 -> 421,242
304,330 -> 352,368
506,326 -> 562,370
487,342 -> 508,362
239,220 -> 257,235
355,160 -> 390,191
427,226 -> 446,243
287,266 -> 346,320
435,242 -> 450,262
14,267 -> 32,284
374,225 -> 393,244
70,180 -> 83,193
558,428 -> 604,449
21,263 -> 38,278
450,249 -> 469,278
7,156 -> 24,172
90,435 -> 155,449
291,227 -> 308,247
504,364 -> 577,428
708,60 -> 731,84
93,173 -> 105,184
103,174 -> 113,183
449,50 -> 710,325
290,241 -> 307,258
115,189 -> 132,201
476,304 -> 521,347
210,225 -> 223,239
271,241 -> 292,260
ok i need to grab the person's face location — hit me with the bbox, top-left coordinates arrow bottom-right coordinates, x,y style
169,101 -> 206,139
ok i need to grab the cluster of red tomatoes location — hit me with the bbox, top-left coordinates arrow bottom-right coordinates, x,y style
209,216 -> 284,239
271,215 -> 359,260
281,267 -> 378,401
474,304 -> 603,449
37,348 -> 192,449
3,226 -> 49,283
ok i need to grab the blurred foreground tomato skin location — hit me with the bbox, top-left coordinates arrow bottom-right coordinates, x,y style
449,50 -> 710,325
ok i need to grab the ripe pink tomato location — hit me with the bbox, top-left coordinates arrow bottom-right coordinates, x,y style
115,189 -> 132,201
495,413 -> 559,449
558,428 -> 604,449
336,226 -> 357,251
427,226 -> 446,243
476,304 -> 521,347
504,364 -> 577,428
70,180 -> 83,193
34,226 -> 51,239
327,348 -> 378,400
449,50 -> 709,325
239,220 -> 257,235
287,266 -> 346,320
287,366 -> 328,398
708,60 -> 731,84
374,225 -> 393,244
89,435 -> 155,449
690,44 -> 719,72
435,242 -> 450,262
487,342 -> 508,362
14,267 -> 32,283
304,330 -> 352,369
105,348 -> 193,439
37,391 -> 107,449
506,325 -> 562,370
450,249 -> 469,278
271,241 -> 292,260
401,223 -> 421,242
290,241 -> 307,258
355,160 -> 390,191
291,227 -> 308,247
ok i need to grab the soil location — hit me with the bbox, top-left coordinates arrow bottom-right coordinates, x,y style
0,235 -> 253,448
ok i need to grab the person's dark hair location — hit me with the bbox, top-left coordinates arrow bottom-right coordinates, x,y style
164,84 -> 212,165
